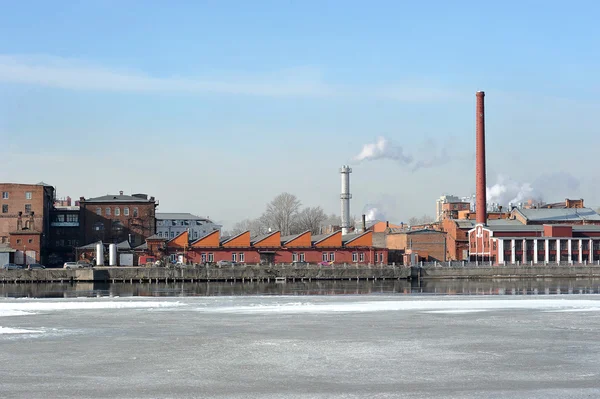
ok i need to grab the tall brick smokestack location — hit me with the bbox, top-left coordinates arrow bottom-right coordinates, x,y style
476,91 -> 487,225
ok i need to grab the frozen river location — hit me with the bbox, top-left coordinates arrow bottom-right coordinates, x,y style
2,291 -> 600,398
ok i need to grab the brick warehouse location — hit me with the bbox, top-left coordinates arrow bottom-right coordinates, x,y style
0,182 -> 55,264
385,228 -> 447,264
79,191 -> 157,248
141,229 -> 388,265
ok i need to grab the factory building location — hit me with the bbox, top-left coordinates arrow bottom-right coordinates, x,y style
142,229 -> 387,265
156,213 -> 221,240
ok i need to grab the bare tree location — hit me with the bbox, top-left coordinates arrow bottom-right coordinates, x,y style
418,214 -> 434,224
230,218 -> 267,236
261,193 -> 301,236
295,206 -> 327,234
407,217 -> 419,226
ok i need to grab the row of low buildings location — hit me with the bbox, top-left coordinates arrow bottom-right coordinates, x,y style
0,182 -> 221,267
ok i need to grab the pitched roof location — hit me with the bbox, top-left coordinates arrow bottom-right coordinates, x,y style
280,231 -> 310,245
220,231 -> 248,245
133,242 -> 148,250
146,234 -> 166,241
515,208 -> 600,222
83,194 -> 154,203
156,213 -> 213,222
116,240 -> 131,250
250,231 -> 280,245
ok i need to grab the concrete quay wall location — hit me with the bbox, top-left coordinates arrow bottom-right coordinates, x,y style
0,265 -> 410,284
418,266 -> 600,279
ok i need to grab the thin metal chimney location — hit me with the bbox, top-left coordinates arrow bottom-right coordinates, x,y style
362,214 -> 366,232
340,165 -> 352,234
476,91 -> 487,225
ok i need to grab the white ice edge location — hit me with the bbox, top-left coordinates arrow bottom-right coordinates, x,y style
0,326 -> 44,334
195,299 -> 600,314
0,301 -> 186,315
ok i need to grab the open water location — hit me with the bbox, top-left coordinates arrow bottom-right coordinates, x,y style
1,279 -> 600,398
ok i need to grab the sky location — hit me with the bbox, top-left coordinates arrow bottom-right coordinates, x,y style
1,1 -> 599,229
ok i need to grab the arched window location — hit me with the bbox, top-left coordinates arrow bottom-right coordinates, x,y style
124,207 -> 129,216
115,207 -> 120,216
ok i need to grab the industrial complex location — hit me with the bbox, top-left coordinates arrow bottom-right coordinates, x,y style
1,91 -> 598,268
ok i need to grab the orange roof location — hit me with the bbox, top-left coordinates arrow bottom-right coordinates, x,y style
284,231 -> 312,247
191,230 -> 220,248
222,231 -> 250,248
167,230 -> 188,248
252,231 -> 281,248
345,231 -> 373,247
314,231 -> 342,248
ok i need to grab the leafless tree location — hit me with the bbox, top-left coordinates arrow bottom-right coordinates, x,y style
295,206 -> 327,234
408,215 -> 434,226
261,193 -> 301,236
230,218 -> 267,236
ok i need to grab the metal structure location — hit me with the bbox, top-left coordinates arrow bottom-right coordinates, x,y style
109,243 -> 117,266
96,242 -> 104,266
340,165 -> 352,235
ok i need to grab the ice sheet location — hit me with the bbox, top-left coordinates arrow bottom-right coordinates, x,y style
0,326 -> 44,334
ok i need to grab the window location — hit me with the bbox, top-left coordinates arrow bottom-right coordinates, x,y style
157,221 -> 163,226
25,204 -> 32,214
583,241 -> 590,250
96,207 -> 101,215
105,208 -> 111,216
25,192 -> 32,200
112,221 -> 124,232
67,214 -> 78,223
515,241 -> 523,251
329,252 -> 335,262
2,204 -> 7,213
124,207 -> 129,216
292,253 -> 298,262
352,252 -> 358,262
93,222 -> 104,231
239,253 -> 245,262
133,208 -> 138,217
201,253 -> 206,263
208,253 -> 214,262
55,214 -> 65,223
594,241 -> 600,251
232,253 -> 237,262
194,231 -> 198,239
549,240 -> 556,250
115,208 -> 120,216
299,253 -> 304,262
375,253 -> 379,262
322,253 -> 328,261
360,253 -> 365,262
560,241 -> 567,250
1,192 -> 8,199
16,239 -> 22,244
184,220 -> 190,226
158,232 -> 162,238
28,239 -> 33,244
493,241 -> 498,251
171,231 -> 175,238
526,241 -> 534,251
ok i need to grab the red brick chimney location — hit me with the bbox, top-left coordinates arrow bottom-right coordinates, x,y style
476,91 -> 487,225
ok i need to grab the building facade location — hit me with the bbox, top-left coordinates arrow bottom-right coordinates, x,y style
47,205 -> 82,266
156,213 -> 221,241
0,182 -> 55,264
143,229 -> 387,265
79,192 -> 157,248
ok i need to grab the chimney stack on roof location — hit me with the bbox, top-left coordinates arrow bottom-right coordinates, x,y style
119,191 -> 124,196
476,91 -> 487,225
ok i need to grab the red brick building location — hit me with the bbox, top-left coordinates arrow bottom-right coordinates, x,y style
0,182 -> 55,264
386,228 -> 447,263
79,192 -> 157,248
143,229 -> 387,265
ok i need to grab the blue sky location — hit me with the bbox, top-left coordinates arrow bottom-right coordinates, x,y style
1,1 -> 599,228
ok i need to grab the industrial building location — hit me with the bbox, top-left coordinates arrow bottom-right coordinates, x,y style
79,191 -> 157,248
156,213 -> 221,240
140,229 -> 388,266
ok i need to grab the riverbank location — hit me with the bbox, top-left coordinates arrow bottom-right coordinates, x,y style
3,264 -> 600,284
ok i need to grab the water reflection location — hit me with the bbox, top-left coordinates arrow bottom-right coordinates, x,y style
2,278 -> 600,298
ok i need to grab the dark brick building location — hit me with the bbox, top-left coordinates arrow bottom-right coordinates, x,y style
79,192 -> 157,247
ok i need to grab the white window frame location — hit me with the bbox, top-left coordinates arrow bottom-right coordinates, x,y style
201,253 -> 206,263
1,192 -> 8,199
232,253 -> 237,262
292,253 -> 298,262
25,192 -> 32,200
329,252 -> 335,262
171,231 -> 175,238
239,253 -> 245,262
96,208 -> 101,215
208,253 -> 214,262
322,253 -> 328,261
115,207 -> 120,216
360,253 -> 365,262
352,252 -> 358,262
158,232 -> 162,238
124,207 -> 129,216
105,207 -> 111,216
299,253 -> 305,262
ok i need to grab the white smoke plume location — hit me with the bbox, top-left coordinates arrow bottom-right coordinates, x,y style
486,175 -> 542,208
353,136 -> 449,171
486,173 -> 582,209
364,206 -> 386,222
